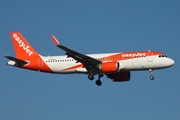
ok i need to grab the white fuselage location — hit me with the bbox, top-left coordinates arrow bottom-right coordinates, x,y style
39,53 -> 174,74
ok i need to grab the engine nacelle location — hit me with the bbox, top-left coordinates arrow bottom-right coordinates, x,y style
100,61 -> 119,73
99,62 -> 125,73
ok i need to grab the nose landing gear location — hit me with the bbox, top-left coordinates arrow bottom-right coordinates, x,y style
150,76 -> 154,80
149,69 -> 154,80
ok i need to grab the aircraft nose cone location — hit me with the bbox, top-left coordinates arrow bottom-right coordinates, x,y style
169,59 -> 175,66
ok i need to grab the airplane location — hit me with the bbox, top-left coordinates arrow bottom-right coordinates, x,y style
5,32 -> 175,86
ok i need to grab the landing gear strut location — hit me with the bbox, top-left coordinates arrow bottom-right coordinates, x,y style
149,69 -> 154,80
95,74 -> 103,86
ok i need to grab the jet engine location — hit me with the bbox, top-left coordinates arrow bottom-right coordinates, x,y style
99,61 -> 125,73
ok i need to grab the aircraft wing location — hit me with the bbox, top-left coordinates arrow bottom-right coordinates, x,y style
51,35 -> 101,71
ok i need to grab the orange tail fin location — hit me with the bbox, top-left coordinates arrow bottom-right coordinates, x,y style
10,32 -> 39,60
9,32 -> 52,72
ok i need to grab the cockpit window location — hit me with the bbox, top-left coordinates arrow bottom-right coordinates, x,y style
159,54 -> 167,57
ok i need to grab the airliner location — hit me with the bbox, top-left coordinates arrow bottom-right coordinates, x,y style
5,32 -> 175,86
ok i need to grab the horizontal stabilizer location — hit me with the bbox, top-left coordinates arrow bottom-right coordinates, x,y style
5,56 -> 28,64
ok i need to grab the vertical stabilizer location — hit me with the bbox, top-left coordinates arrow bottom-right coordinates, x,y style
8,32 -> 52,72
10,32 -> 39,60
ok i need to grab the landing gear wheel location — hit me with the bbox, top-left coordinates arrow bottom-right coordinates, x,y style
88,74 -> 94,80
149,69 -> 154,80
150,76 -> 154,80
95,80 -> 102,86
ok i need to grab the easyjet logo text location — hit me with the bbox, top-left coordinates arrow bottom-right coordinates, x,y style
13,34 -> 33,56
122,53 -> 146,57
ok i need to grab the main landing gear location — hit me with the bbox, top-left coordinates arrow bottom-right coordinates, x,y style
149,69 -> 154,80
96,74 -> 103,86
88,74 -> 94,80
88,74 -> 103,86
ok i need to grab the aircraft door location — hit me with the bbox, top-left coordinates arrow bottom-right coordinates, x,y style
147,52 -> 153,62
38,58 -> 43,67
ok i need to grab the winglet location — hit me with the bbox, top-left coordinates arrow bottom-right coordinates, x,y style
51,34 -> 60,45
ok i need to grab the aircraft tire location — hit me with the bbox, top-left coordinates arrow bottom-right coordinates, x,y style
88,74 -> 94,80
150,76 -> 154,80
96,80 -> 102,86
